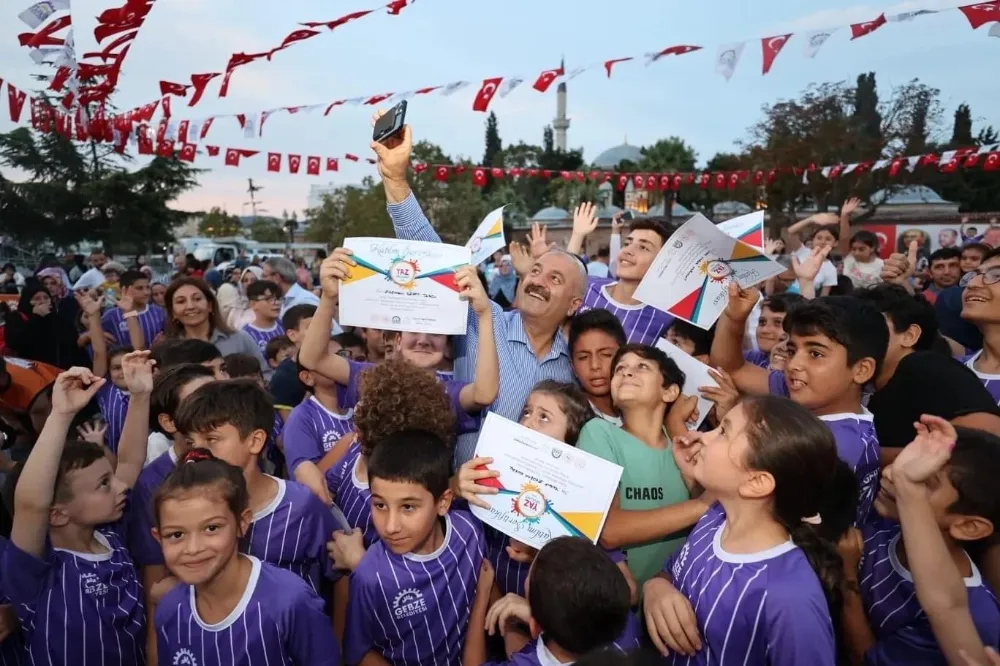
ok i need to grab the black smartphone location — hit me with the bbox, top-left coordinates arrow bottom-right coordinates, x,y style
621,210 -> 635,221
372,100 -> 407,144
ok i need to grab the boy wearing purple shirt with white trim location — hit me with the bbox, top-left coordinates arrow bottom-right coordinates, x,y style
2,354 -> 153,665
101,270 -> 166,349
344,430 -> 490,666
241,279 -> 286,354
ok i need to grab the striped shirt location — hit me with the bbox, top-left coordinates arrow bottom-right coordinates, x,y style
242,478 -> 338,593
96,382 -> 130,454
325,439 -> 379,547
282,396 -> 356,473
664,503 -> 836,665
101,304 -> 167,348
1,527 -> 145,665
387,194 -> 575,466
859,519 -> 1000,664
129,446 -> 180,566
344,510 -> 486,666
0,538 -> 26,666
241,321 -> 285,354
492,617 -> 644,665
964,351 -> 1000,404
155,556 -> 340,666
579,278 -> 674,345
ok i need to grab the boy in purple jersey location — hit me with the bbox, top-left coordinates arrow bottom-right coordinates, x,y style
102,270 -> 167,348
712,290 -> 888,525
1,354 -> 154,665
467,537 -> 632,666
151,337 -> 231,379
79,290 -> 134,453
743,292 -> 804,369
839,422 -> 1000,665
241,279 -> 286,353
0,537 -> 27,664
175,380 -> 338,595
344,429 -> 490,666
153,449 -> 339,666
643,396 -> 857,665
568,310 -> 627,426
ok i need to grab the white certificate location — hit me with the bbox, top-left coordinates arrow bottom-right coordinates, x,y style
467,205 -> 506,266
654,338 -> 718,430
470,413 -> 623,550
633,213 -> 785,330
717,210 -> 765,249
339,237 -> 470,335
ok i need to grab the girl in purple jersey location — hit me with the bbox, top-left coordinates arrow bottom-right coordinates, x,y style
642,395 -> 857,665
153,449 -> 339,666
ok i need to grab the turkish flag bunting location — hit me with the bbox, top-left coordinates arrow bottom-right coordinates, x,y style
472,77 -> 503,112
985,153 -> 1000,171
160,81 -> 190,98
288,154 -> 302,173
302,9 -> 374,29
82,30 -> 136,61
179,144 -> 197,163
532,66 -> 564,93
648,45 -> 703,63
279,29 -> 319,50
491,167 -> 504,178
18,15 -> 72,47
761,35 -> 792,74
326,158 -> 339,172
472,168 -> 487,187
413,163 -> 428,174
851,14 -> 887,39
386,0 -> 408,15
713,173 -> 726,189
889,158 -> 905,177
307,156 -> 321,175
699,172 -> 711,189
177,120 -> 190,144
137,133 -> 153,155
7,85 -> 27,123
189,73 -> 221,106
728,173 -> 740,189
672,174 -> 684,190
959,1 -> 1000,28
829,164 -> 845,179
642,175 -> 654,189
603,57 -> 633,77
365,93 -> 394,105
206,145 -> 220,157
267,152 -> 282,172
161,96 -> 172,119
632,174 -> 643,189
219,51 -> 271,97
157,140 -> 176,159
345,154 -> 359,162
434,166 -> 450,182
224,148 -> 241,166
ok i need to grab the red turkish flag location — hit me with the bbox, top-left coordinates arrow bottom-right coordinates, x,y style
179,144 -> 197,163
532,66 -> 565,93
7,85 -> 26,123
176,120 -> 190,144
159,81 -> 190,98
81,30 -> 136,60
345,154 -> 360,162
219,51 -> 271,96
137,133 -> 153,155
713,173 -> 726,189
985,153 -> 1000,171
434,166 -> 450,182
307,156 -> 321,175
699,172 -> 711,189
161,96 -> 172,119
491,167 -> 505,179
959,2 -> 1000,28
157,140 -> 176,158
644,175 -> 657,189
648,45 -> 703,62
288,154 -> 302,173
206,145 -> 220,157
472,77 -> 503,112
224,148 -> 241,166
672,174 -> 683,190
365,93 -> 394,105
889,158 -> 905,177
761,34 -> 792,75
940,157 -> 960,173
302,9 -> 373,29
413,163 -> 428,174
615,174 -> 628,191
632,174 -> 644,189
472,168 -> 487,187
386,0 -> 408,15
18,15 -> 71,47
326,157 -> 339,172
280,29 -> 320,49
851,14 -> 887,39
603,57 -> 633,77
189,73 -> 221,106
414,86 -> 441,95
200,117 -> 215,139
728,173 -> 740,189
267,152 -> 281,172
658,175 -> 671,191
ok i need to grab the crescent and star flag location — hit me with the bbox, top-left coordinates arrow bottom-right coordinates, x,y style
288,154 -> 301,173
7,85 -> 27,122
307,156 -> 321,175
604,57 -> 633,76
472,77 -> 502,112
466,206 -> 507,266
326,157 -> 339,172
531,66 -> 564,92
472,168 -> 487,187
851,14 -> 887,39
267,152 -> 281,172
959,1 -> 1000,28
645,44 -> 703,65
761,34 -> 792,74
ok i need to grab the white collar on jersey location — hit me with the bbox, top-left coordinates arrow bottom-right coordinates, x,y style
817,409 -> 874,423
190,554 -> 262,632
251,475 -> 286,521
53,529 -> 114,562
535,637 -> 575,666
888,531 -> 982,587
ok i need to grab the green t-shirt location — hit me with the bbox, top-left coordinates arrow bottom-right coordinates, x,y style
577,418 -> 691,585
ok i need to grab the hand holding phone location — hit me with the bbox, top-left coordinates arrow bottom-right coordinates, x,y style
372,101 -> 407,145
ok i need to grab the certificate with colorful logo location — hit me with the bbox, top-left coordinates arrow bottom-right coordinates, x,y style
467,205 -> 506,266
339,237 -> 471,335
470,413 -> 623,550
633,213 -> 784,330
717,210 -> 765,248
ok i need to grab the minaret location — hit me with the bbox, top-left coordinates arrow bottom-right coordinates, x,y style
553,57 -> 569,152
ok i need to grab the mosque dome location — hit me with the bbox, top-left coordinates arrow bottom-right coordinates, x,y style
645,200 -> 694,218
530,206 -> 572,222
870,185 -> 953,205
593,142 -> 644,169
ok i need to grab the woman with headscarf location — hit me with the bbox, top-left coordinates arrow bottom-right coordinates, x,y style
487,254 -> 518,310
223,266 -> 263,329
150,275 -> 170,308
4,283 -> 88,368
36,265 -> 81,334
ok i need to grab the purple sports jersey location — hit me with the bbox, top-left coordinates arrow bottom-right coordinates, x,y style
743,349 -> 770,369
344,510 -> 486,666
767,372 -> 881,525
96,381 -> 130,453
242,322 -> 285,354
0,538 -> 26,666
282,396 -> 355,473
243,478 -> 338,592
129,446 -> 179,566
859,519 -> 1000,664
489,615 -> 644,666
102,304 -> 167,348
964,352 -> 1000,405
1,528 -> 145,665
325,439 -> 378,547
155,556 -> 340,666
663,503 -> 836,666
579,278 -> 674,345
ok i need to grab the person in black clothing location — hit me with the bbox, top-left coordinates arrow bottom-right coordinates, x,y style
3,283 -> 88,369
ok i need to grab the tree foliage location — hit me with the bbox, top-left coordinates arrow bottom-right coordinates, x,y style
198,207 -> 242,237
248,217 -> 286,243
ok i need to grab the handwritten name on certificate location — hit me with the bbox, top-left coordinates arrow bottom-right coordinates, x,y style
470,413 -> 623,550
339,237 -> 471,335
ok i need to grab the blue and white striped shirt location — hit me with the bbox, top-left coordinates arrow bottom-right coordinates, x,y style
387,194 -> 575,465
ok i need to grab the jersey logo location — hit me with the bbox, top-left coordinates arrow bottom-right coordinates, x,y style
173,648 -> 198,665
672,542 -> 690,581
392,587 -> 428,619
81,572 -> 109,597
322,429 -> 341,451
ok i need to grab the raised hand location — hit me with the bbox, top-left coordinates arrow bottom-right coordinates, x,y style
121,350 -> 156,395
527,222 -> 555,258
328,528 -> 365,572
572,202 -> 599,239
453,456 -> 500,509
50,367 -> 106,416
611,212 -> 625,236
508,241 -> 533,277
882,240 -> 919,285
892,414 -> 957,485
724,281 -> 760,322
369,109 -> 412,182
792,244 -> 832,282
455,266 -> 490,315
77,420 -> 108,445
699,368 -> 740,420
320,248 -> 355,301
117,286 -> 135,313
74,290 -> 102,317
841,197 -> 863,217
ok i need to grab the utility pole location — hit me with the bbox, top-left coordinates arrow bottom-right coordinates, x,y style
245,179 -> 264,225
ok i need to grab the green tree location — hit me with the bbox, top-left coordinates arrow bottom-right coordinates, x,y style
853,72 -> 882,154
304,180 -> 390,246
198,207 -> 242,237
951,104 -> 974,146
638,138 -> 697,172
248,217 -> 286,242
483,112 -> 503,167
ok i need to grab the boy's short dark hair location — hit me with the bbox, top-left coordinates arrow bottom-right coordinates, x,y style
150,364 -> 216,433
962,242 -> 991,258
529,537 -> 630,656
54,440 -> 107,503
174,379 -> 273,440
264,335 -> 294,362
246,280 -> 281,302
108,345 -> 134,363
568,309 -> 626,353
810,226 -> 840,241
611,343 -> 685,390
627,220 -> 669,247
281,304 -> 317,332
761,292 -> 804,315
152,338 -> 223,370
666,319 -> 715,357
852,284 -> 937,351
224,353 -> 263,379
930,247 -> 962,265
783,296 -> 889,375
119,270 -> 147,289
367,429 -> 451,499
850,230 -> 879,249
597,246 -> 610,259
947,427 -> 1000,534
332,331 -> 367,352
